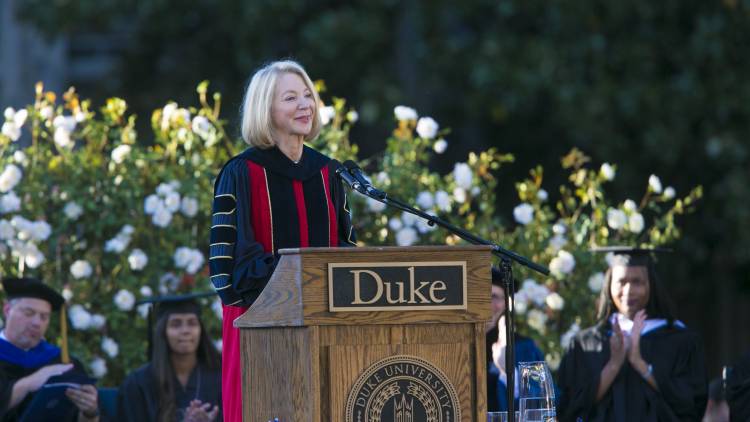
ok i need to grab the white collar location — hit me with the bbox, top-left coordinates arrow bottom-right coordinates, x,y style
610,313 -> 685,336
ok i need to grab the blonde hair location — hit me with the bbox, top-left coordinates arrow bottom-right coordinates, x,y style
240,60 -> 322,148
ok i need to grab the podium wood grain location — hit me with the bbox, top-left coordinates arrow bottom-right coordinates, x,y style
236,246 -> 492,421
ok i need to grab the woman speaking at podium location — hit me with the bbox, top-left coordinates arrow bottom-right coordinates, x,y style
209,60 -> 356,421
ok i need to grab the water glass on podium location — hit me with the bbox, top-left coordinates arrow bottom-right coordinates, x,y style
518,361 -> 557,422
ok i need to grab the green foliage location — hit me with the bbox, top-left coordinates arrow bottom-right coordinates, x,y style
0,84 -> 699,384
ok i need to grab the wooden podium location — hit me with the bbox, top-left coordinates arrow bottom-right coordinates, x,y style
234,245 -> 492,421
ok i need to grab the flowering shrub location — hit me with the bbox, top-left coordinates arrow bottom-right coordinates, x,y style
0,82 -> 700,384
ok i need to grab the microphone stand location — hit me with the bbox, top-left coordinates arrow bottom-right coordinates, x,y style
351,185 -> 549,418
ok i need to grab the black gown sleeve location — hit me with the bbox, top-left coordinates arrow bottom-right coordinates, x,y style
210,158 -> 277,306
116,369 -> 154,422
557,331 -> 607,422
728,351 -> 750,421
650,330 -> 708,420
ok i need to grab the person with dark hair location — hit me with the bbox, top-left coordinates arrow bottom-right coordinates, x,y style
209,60 -> 356,421
557,247 -> 708,421
726,352 -> 750,421
486,267 -> 546,412
0,277 -> 100,422
117,293 -> 221,422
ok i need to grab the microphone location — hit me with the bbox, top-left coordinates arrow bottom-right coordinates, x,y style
332,160 -> 364,193
343,160 -> 386,199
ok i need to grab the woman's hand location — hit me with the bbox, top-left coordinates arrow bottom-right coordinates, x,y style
626,309 -> 647,367
608,319 -> 627,370
491,316 -> 508,374
184,399 -> 220,422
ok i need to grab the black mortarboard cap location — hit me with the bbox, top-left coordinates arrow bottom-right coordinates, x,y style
2,277 -> 64,310
590,246 -> 671,267
135,291 -> 217,358
490,266 -> 521,292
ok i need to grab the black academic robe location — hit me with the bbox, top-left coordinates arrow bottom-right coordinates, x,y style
116,363 -> 221,422
557,323 -> 707,422
0,338 -> 88,421
727,351 -> 750,421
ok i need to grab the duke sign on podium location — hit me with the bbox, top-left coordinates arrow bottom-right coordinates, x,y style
233,246 -> 493,421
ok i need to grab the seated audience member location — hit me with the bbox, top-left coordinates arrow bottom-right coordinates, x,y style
117,292 -> 221,422
727,351 -> 750,421
487,267 -> 545,412
0,277 -> 99,421
558,247 -> 707,421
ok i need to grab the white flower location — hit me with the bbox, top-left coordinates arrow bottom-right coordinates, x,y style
366,197 -> 386,212
401,212 -> 419,227
114,289 -> 136,311
156,182 -> 175,196
415,218 -> 436,234
560,323 -> 581,349
128,249 -> 148,271
110,144 -> 131,164
416,191 -> 434,209
453,163 -> 473,189
512,291 -> 529,314
395,227 -> 418,246
537,189 -> 548,202
319,106 -> 335,125
161,102 -> 178,130
435,190 -> 450,211
513,203 -> 534,225
164,191 -> 181,213
527,309 -> 548,334
13,151 -> 28,166
628,212 -> 645,234
30,221 -> 51,241
152,207 -> 173,228
90,314 -> 106,330
346,110 -> 359,123
393,105 -> 418,121
550,250 -> 576,277
213,339 -> 223,352
607,208 -> 627,230
212,299 -> 223,320
104,237 -> 127,253
520,279 -> 550,306
375,172 -> 389,185
191,115 -> 212,139
40,106 -> 53,120
623,199 -> 637,212
62,288 -> 73,302
452,187 -> 467,204
70,260 -> 93,279
388,217 -> 403,231
588,272 -> 605,292
600,163 -> 615,181
1,122 -> 20,141
101,337 -> 119,358
0,220 -> 13,240
173,247 -> 192,268
648,174 -> 663,194
140,286 -> 153,297
122,224 -> 134,235
185,250 -> 205,274
416,117 -> 439,139
552,223 -> 566,235
144,194 -> 161,215
180,197 -> 199,217
137,303 -> 151,319
433,138 -> 448,154
68,304 -> 92,330
548,234 -> 567,253
23,244 -> 45,268
663,186 -> 676,200
53,115 -> 77,132
0,191 -> 21,213
63,202 -> 83,220
89,358 -> 107,378
0,164 -> 22,193
545,292 -> 565,311
53,127 -> 73,148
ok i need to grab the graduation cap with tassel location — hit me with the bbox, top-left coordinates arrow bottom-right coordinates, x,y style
1,277 -> 70,363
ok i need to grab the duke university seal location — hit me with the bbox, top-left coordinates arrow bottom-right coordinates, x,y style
345,355 -> 461,422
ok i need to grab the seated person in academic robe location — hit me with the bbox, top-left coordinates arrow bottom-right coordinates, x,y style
117,292 -> 221,422
486,267 -> 546,412
726,351 -> 750,421
0,277 -> 100,422
557,247 -> 708,422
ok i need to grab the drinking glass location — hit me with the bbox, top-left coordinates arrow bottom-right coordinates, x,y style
518,361 -> 556,422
